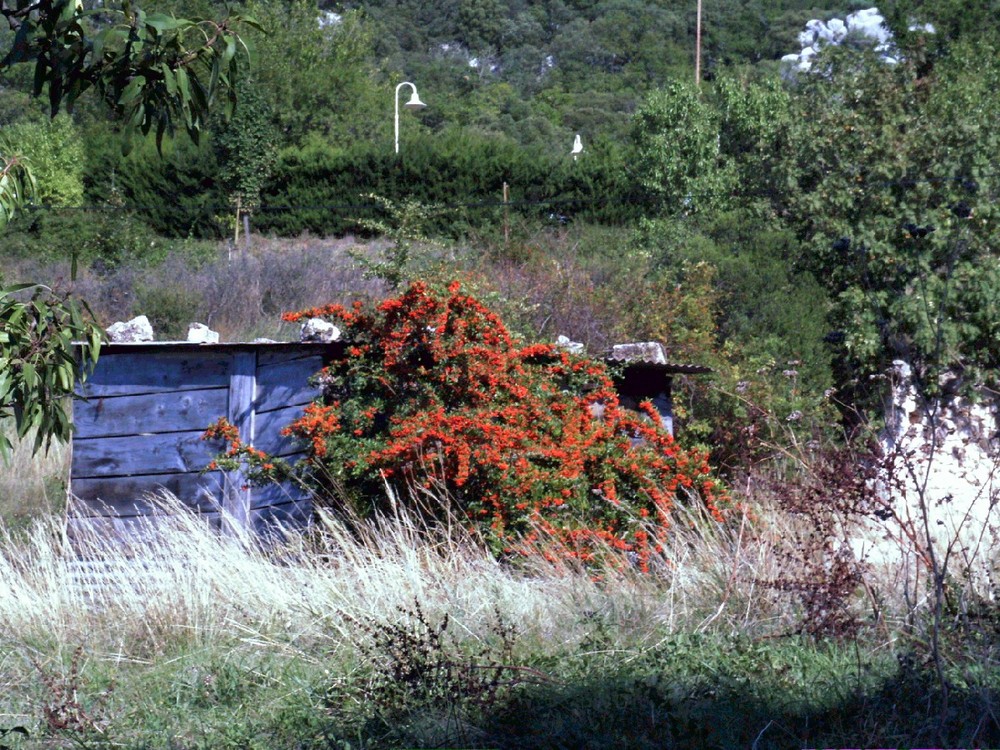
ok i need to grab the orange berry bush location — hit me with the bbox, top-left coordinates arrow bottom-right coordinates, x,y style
208,281 -> 728,569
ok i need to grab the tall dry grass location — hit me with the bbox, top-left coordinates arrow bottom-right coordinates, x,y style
2,483 -> 997,745
0,424 -> 69,528
0,492 -> 792,651
0,490 -> 798,743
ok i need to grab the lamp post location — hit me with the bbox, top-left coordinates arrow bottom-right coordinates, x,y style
394,81 -> 426,154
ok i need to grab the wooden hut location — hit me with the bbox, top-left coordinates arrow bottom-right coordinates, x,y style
606,342 -> 711,436
68,338 -> 707,538
70,341 -> 342,536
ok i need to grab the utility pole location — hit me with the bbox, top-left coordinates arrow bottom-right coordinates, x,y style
695,0 -> 702,87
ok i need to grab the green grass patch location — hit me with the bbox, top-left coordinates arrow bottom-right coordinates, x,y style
0,498 -> 998,748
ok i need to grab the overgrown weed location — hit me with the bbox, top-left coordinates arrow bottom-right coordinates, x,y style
0,469 -> 996,745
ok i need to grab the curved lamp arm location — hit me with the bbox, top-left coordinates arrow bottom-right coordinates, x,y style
394,81 -> 426,154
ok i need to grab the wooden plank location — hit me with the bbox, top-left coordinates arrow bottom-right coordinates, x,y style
78,351 -> 232,397
71,474 -> 309,517
250,478 -> 311,510
258,353 -> 324,374
67,512 -> 225,541
67,498 -> 312,541
71,479 -> 309,517
73,387 -> 229,439
252,498 -> 313,539
257,345 -> 341,368
223,352 -> 256,532
254,356 -> 323,413
72,431 -> 218,478
253,405 -> 309,457
70,473 -> 224,516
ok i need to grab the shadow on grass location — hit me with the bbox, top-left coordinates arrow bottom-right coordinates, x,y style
478,663 -> 1000,749
322,641 -> 1000,750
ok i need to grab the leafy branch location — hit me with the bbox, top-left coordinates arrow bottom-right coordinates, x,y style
0,283 -> 102,460
0,0 -> 260,152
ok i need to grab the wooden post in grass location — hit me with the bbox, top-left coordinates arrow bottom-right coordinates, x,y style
695,0 -> 702,86
243,212 -> 251,254
503,182 -> 510,249
233,196 -> 241,248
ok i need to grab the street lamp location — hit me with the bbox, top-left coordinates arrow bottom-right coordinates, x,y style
394,81 -> 426,154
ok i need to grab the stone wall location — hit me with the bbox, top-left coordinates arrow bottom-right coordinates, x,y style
862,360 -> 1000,571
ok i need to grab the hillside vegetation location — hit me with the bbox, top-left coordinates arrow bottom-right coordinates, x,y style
2,0 -> 1000,745
2,0 -> 997,445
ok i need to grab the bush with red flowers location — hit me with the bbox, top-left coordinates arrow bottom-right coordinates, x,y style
210,282 -> 727,568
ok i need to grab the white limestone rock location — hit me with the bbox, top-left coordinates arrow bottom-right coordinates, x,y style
846,7 -> 891,45
555,335 -> 584,355
300,317 -> 341,343
609,341 -> 667,365
781,7 -> 924,78
857,358 -> 1000,576
187,322 -> 220,344
107,315 -> 154,343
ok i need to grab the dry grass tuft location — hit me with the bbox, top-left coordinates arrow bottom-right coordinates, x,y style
0,487 -> 803,656
0,424 -> 69,528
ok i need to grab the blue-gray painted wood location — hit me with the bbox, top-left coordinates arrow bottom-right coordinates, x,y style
254,355 -> 325,413
223,352 -> 256,533
254,405 -> 310,457
70,343 -> 339,537
70,474 -> 225,516
73,387 -> 229,439
78,350 -> 232,396
73,430 -> 217,477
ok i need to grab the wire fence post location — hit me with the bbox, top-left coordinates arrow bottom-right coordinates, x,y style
503,181 -> 510,249
231,196 -> 241,261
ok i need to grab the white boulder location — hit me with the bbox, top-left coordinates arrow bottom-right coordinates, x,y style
187,323 -> 220,344
300,317 -> 341,343
107,315 -> 154,343
555,335 -> 585,355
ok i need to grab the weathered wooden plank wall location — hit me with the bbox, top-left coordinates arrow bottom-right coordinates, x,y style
70,342 -> 341,536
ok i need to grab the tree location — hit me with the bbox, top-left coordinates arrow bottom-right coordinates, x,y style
0,282 -> 102,459
0,112 -> 84,206
0,0 -> 257,225
712,72 -> 792,213
239,1 -> 379,145
630,81 -> 732,214
212,75 -> 276,220
0,0 -> 255,453
779,39 -> 1000,408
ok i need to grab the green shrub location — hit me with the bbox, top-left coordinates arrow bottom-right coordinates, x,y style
84,133 -> 225,239
0,113 -> 85,207
207,281 -> 729,569
257,130 -> 644,237
135,281 -> 205,340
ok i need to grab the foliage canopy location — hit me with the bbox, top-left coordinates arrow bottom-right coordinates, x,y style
208,282 -> 728,568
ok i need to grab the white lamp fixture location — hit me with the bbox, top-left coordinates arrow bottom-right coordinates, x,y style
571,133 -> 583,161
394,82 -> 426,154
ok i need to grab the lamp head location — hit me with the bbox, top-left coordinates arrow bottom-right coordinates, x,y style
404,90 -> 426,110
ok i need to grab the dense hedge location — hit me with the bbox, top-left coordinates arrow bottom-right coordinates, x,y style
84,135 -> 227,239
257,130 -> 649,237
